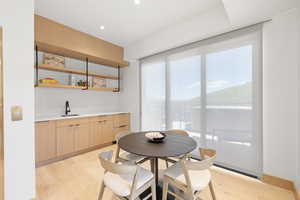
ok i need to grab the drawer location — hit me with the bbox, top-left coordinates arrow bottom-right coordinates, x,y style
89,115 -> 113,123
114,125 -> 130,137
114,113 -> 130,128
56,118 -> 89,127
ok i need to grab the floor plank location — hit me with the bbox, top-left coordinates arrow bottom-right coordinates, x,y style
36,145 -> 295,200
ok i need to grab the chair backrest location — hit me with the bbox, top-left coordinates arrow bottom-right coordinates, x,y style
184,148 -> 216,170
165,129 -> 189,136
180,148 -> 216,190
200,148 -> 216,160
99,150 -> 137,175
115,131 -> 131,143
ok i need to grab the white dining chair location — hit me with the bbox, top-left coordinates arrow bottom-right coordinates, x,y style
98,151 -> 156,200
162,148 -> 217,200
114,131 -> 146,164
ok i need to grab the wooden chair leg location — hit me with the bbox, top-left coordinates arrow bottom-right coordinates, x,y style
209,181 -> 216,200
162,178 -> 169,200
98,182 -> 105,200
151,180 -> 157,200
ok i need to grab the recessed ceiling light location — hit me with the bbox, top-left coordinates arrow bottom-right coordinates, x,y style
134,0 -> 140,5
100,25 -> 105,30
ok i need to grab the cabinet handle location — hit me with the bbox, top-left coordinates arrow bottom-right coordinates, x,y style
119,125 -> 127,128
76,124 -> 80,126
69,124 -> 74,127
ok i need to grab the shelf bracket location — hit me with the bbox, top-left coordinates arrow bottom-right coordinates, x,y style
83,57 -> 89,90
35,44 -> 38,87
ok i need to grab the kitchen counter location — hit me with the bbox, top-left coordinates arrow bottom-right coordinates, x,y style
35,112 -> 130,122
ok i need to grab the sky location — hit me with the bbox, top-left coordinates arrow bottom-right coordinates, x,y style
142,45 -> 253,101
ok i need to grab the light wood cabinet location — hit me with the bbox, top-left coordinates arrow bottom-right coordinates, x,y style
102,119 -> 115,144
113,113 -> 130,137
90,120 -> 103,147
35,121 -> 57,162
57,119 -> 90,156
35,113 -> 130,166
74,123 -> 90,151
56,125 -> 74,157
35,15 -> 129,67
90,116 -> 115,146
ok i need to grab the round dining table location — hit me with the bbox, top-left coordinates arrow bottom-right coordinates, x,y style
118,131 -> 197,199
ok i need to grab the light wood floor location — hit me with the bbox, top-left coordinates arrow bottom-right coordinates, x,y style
36,145 -> 295,200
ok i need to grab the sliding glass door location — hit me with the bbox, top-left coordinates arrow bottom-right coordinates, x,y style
167,50 -> 201,134
141,60 -> 166,131
140,28 -> 262,176
205,45 -> 259,174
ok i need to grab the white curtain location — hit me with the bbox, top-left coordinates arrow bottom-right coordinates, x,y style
140,25 -> 262,176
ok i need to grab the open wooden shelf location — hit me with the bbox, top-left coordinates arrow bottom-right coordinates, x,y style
37,83 -> 85,90
36,41 -> 129,68
37,83 -> 117,92
88,87 -> 118,92
38,64 -> 119,80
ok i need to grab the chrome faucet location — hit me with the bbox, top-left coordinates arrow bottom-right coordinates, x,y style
65,101 -> 71,116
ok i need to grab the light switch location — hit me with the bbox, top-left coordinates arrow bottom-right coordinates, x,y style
11,106 -> 23,121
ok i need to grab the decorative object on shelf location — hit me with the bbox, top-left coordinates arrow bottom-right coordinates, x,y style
43,53 -> 65,67
92,77 -> 106,88
145,131 -> 166,143
68,74 -> 77,86
39,77 -> 59,84
88,77 -> 93,88
76,80 -> 87,87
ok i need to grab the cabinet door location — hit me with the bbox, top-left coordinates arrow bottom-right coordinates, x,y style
102,119 -> 114,143
35,121 -> 56,162
90,121 -> 103,147
57,126 -> 74,156
74,123 -> 90,151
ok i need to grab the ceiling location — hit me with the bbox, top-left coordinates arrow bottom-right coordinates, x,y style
35,0 -> 222,47
222,0 -> 299,26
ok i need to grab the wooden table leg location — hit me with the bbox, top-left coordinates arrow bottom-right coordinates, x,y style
150,158 -> 159,199
150,158 -> 155,173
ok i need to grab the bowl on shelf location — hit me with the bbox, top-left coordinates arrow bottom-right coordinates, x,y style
145,131 -> 166,143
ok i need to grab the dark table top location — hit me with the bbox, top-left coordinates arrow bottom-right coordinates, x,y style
118,132 -> 197,158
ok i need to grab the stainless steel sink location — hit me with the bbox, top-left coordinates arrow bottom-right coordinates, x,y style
61,114 -> 79,117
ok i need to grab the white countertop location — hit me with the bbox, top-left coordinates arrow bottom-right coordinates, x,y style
35,112 -> 130,122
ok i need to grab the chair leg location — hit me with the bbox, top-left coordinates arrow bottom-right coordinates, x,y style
98,182 -> 105,200
209,181 -> 216,200
151,180 -> 156,200
162,178 -> 169,200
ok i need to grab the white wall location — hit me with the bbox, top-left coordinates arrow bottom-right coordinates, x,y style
122,6 -> 300,183
126,6 -> 231,60
263,8 -> 300,182
120,61 -> 140,131
0,0 -> 36,199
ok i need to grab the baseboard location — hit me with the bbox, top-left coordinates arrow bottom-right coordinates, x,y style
261,174 -> 294,190
262,174 -> 299,200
